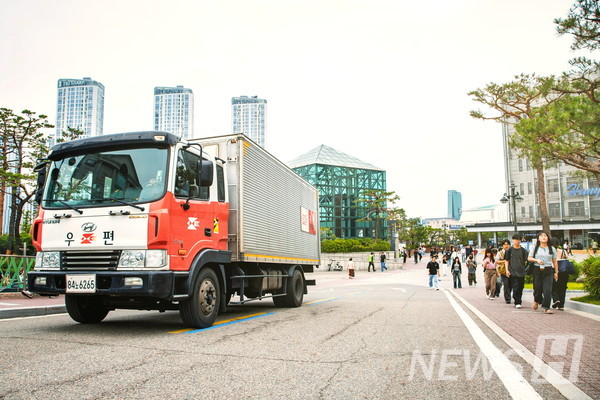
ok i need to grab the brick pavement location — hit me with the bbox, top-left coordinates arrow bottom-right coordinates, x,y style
399,255 -> 599,399
451,276 -> 599,399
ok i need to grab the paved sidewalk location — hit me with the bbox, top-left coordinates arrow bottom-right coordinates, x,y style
0,292 -> 65,319
399,256 -> 599,399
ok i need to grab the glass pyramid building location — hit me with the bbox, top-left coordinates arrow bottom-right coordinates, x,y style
289,145 -> 387,239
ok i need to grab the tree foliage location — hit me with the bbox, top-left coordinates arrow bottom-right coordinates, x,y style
354,189 -> 400,240
468,74 -> 556,233
554,0 -> 600,51
513,94 -> 600,183
0,108 -> 53,252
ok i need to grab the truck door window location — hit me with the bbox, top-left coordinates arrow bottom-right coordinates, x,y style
217,164 -> 225,202
175,150 -> 209,200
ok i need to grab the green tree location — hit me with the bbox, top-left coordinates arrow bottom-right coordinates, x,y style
355,189 -> 400,241
554,0 -> 599,51
468,74 -> 564,234
0,109 -> 53,253
513,94 -> 600,184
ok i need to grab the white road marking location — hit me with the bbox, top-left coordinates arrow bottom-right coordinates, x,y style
449,290 -> 592,400
442,289 -> 543,400
0,302 -> 20,306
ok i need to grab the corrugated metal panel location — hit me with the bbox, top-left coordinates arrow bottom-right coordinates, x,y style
240,139 -> 319,263
192,134 -> 320,265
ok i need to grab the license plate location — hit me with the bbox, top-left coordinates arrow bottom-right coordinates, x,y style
66,274 -> 96,293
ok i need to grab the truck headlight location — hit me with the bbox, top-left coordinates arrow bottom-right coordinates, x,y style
36,252 -> 60,269
118,250 -> 167,268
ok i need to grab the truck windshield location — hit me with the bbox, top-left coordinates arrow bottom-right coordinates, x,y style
42,147 -> 168,209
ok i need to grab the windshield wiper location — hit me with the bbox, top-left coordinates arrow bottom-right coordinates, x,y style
89,198 -> 145,212
44,199 -> 84,214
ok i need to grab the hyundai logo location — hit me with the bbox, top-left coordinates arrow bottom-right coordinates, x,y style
81,222 -> 97,232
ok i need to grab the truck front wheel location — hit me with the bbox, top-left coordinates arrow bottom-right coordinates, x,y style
273,269 -> 304,308
65,295 -> 110,323
180,268 -> 220,329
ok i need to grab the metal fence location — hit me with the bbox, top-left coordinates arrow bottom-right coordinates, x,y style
0,255 -> 36,292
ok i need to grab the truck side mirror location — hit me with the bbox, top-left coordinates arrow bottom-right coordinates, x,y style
33,161 -> 49,205
197,160 -> 214,187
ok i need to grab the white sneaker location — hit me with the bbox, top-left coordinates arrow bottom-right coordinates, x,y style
515,304 -> 522,309
489,297 -> 495,300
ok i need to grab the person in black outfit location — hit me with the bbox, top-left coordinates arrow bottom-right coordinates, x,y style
504,234 -> 528,309
451,257 -> 462,288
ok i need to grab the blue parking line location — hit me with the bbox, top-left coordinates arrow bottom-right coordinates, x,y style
183,312 -> 277,334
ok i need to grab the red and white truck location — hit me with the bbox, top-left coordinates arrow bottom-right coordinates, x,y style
28,132 -> 320,328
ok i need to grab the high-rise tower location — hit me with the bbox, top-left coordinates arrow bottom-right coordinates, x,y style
154,85 -> 194,139
55,77 -> 104,140
232,96 -> 267,148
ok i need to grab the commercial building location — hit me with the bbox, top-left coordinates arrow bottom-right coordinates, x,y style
154,86 -> 194,139
448,190 -> 462,220
232,96 -> 266,148
55,77 -> 104,141
466,122 -> 600,249
289,145 -> 386,239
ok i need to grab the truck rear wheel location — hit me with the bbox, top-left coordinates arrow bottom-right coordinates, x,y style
273,269 -> 304,308
180,268 -> 220,328
65,295 -> 109,323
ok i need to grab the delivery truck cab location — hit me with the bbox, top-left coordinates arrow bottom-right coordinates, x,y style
28,132 -> 320,329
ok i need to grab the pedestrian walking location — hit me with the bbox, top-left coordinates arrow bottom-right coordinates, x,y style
551,249 -> 571,310
402,248 -> 407,264
483,248 -> 498,300
414,248 -> 419,264
529,231 -> 559,314
504,234 -> 528,308
440,254 -> 448,277
461,246 -> 466,262
418,246 -> 424,262
495,240 -> 512,303
466,254 -> 477,286
427,255 -> 440,290
348,258 -> 355,279
451,257 -> 462,288
465,244 -> 473,260
380,252 -> 388,272
368,252 -> 376,272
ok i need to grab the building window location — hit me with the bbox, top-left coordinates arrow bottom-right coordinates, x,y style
518,159 -> 523,172
521,206 -> 526,217
526,159 -> 531,171
568,201 -> 585,217
591,200 -> 600,217
527,182 -> 533,195
547,179 -> 559,193
549,203 -> 560,218
520,183 -> 525,196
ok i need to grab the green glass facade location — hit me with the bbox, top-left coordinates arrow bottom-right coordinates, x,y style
290,145 -> 386,239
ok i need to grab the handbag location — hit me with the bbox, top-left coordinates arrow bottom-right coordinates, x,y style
558,259 -> 576,274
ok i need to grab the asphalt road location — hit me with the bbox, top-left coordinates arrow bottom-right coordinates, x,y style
0,269 -> 574,400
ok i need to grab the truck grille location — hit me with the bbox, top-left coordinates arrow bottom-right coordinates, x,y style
61,250 -> 122,270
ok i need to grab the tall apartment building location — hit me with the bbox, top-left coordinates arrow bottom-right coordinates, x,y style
55,77 -> 105,141
232,96 -> 267,148
447,190 -> 462,220
154,86 -> 194,139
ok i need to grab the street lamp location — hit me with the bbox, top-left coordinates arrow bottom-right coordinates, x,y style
500,183 -> 524,234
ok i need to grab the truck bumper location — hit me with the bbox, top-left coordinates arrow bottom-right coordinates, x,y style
28,270 -> 187,300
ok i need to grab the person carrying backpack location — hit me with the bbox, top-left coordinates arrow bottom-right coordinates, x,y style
504,234 -> 528,308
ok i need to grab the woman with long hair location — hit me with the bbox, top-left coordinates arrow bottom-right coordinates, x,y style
482,248 -> 498,300
529,231 -> 559,314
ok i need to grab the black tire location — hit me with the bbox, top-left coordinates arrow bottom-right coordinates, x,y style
65,295 -> 109,323
180,268 -> 220,329
272,269 -> 304,308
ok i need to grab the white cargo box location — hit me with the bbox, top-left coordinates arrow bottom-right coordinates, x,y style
192,134 -> 320,266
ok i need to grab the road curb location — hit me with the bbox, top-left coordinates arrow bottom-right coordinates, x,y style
564,299 -> 600,316
0,305 -> 66,320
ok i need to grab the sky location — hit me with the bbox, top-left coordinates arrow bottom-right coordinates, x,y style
0,0 -> 583,219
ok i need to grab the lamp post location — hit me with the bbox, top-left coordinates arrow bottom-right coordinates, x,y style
500,183 -> 524,234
